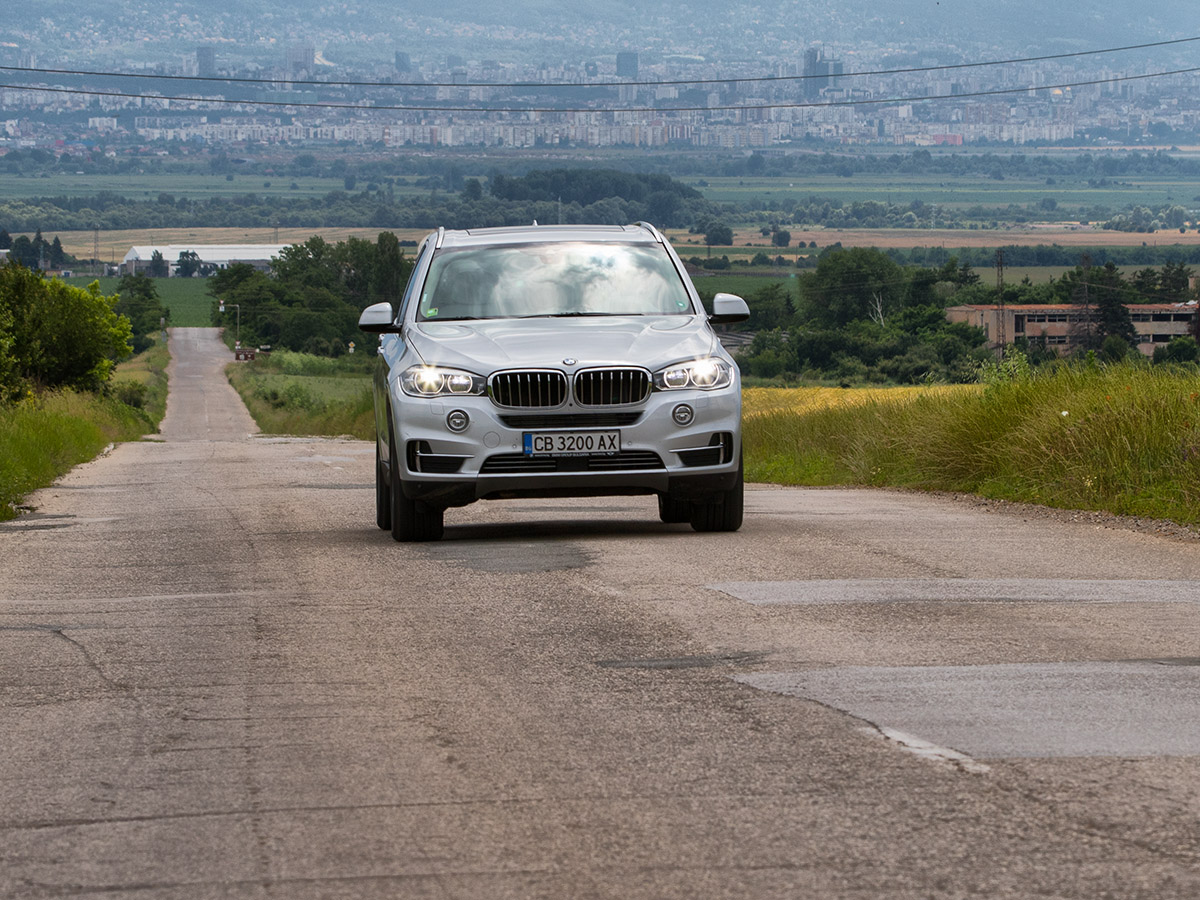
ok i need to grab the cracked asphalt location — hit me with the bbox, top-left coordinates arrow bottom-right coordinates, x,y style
2,327 -> 1199,899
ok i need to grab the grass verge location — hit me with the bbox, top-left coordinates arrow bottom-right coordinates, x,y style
744,364 -> 1200,525
0,337 -> 169,520
225,349 -> 374,440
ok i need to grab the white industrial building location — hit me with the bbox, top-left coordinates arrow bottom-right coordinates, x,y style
120,244 -> 289,276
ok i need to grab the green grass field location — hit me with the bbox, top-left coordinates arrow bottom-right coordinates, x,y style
62,276 -> 214,328
0,173 -> 431,202
682,174 -> 1200,215
224,351 -> 374,439
690,272 -> 798,300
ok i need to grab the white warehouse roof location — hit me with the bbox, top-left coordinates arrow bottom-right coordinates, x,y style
122,244 -> 290,267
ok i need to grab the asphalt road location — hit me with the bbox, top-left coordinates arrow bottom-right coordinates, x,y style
2,327 -> 1199,899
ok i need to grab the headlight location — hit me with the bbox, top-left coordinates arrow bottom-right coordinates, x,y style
400,366 -> 486,397
654,358 -> 734,391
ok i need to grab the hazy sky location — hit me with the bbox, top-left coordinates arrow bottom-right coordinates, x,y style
6,0 -> 1200,68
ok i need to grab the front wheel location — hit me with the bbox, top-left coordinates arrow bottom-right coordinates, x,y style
388,420 -> 444,542
657,493 -> 691,524
375,438 -> 391,531
689,453 -> 744,533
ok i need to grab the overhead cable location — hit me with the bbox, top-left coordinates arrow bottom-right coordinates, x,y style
1,36 -> 1197,90
3,67 -> 1197,114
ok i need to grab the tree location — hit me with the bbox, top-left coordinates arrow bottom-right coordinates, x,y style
1159,260 -> 1194,301
703,222 -> 733,257
370,232 -> 412,306
49,237 -> 65,268
746,282 -> 792,331
0,229 -> 11,250
116,273 -> 169,351
800,247 -> 903,329
1067,254 -> 1100,352
176,250 -> 201,278
0,296 -> 18,400
1130,267 -> 1159,300
462,179 -> 483,201
208,234 -> 412,355
1152,336 -> 1200,365
771,229 -> 791,248
0,262 -> 131,392
9,236 -> 36,268
147,250 -> 168,277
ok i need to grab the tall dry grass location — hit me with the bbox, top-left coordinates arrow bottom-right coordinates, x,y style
744,364 -> 1200,524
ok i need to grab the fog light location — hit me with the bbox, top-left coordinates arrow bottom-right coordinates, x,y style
446,409 -> 470,433
672,403 -> 694,426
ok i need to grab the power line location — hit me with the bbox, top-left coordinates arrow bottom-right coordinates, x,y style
3,67 -> 1197,114
2,36 -> 1198,90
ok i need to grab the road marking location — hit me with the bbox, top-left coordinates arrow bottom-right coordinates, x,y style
870,726 -> 991,774
738,663 -> 1200,758
711,578 -> 1200,605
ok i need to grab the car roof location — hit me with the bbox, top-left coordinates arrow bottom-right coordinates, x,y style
433,223 -> 663,249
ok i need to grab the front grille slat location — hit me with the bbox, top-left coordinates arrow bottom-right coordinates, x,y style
481,451 -> 663,473
573,368 -> 650,406
490,370 -> 568,409
491,368 -> 649,409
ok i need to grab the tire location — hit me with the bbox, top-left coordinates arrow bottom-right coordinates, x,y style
657,493 -> 691,524
375,438 -> 391,531
689,452 -> 744,533
388,419 -> 444,542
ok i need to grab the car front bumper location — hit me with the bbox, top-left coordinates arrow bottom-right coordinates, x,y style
390,386 -> 742,506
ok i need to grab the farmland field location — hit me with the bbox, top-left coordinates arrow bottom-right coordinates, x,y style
678,173 -> 1200,215
661,225 -> 1200,250
0,173 -> 431,202
61,276 -> 214,328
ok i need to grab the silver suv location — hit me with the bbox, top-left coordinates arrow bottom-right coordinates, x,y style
358,223 -> 749,541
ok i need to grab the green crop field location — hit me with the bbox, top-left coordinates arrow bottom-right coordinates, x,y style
0,173 -> 432,202
682,174 -> 1200,216
62,276 -> 214,328
690,272 -> 799,300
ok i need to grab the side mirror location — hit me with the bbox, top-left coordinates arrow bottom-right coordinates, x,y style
358,301 -> 401,334
709,292 -> 750,325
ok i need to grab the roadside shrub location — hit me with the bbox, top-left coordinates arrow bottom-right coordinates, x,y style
112,380 -> 148,409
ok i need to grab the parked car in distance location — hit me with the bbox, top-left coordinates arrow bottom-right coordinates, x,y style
358,222 -> 749,541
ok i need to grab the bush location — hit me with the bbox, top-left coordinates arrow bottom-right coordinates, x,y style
0,264 -> 132,397
112,380 -> 148,409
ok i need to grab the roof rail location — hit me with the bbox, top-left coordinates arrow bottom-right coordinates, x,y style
633,221 -> 666,243
434,226 -> 446,249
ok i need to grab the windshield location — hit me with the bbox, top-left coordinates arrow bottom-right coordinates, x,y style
417,242 -> 695,321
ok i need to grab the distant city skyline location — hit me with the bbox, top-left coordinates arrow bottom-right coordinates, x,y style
2,0 -> 1199,154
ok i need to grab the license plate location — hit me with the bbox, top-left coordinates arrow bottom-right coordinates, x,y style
523,430 -> 621,457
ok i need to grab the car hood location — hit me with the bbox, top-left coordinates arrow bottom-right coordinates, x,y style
408,316 -> 718,373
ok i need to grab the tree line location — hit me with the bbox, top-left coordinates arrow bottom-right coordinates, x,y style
728,248 -> 1200,385
206,233 -> 412,357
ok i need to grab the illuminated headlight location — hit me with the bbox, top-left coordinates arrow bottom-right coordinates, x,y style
654,358 -> 733,391
400,366 -> 486,397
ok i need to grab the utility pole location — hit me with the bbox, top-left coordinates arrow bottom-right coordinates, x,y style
1072,252 -> 1094,352
995,248 -> 1005,358
93,226 -> 100,277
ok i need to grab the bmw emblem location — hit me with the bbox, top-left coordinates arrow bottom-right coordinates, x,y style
563,358 -> 577,365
